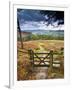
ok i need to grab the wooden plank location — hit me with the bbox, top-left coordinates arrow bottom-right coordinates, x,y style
33,61 -> 61,67
53,52 -> 63,55
53,60 -> 61,64
34,52 -> 50,54
33,64 -> 50,67
34,56 -> 50,58
53,64 -> 60,67
33,60 -> 50,62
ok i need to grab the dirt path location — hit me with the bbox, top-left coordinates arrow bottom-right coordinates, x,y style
34,67 -> 48,79
33,42 -> 48,79
38,43 -> 44,51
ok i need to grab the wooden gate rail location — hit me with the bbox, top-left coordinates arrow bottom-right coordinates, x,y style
28,49 -> 53,68
28,49 -> 63,71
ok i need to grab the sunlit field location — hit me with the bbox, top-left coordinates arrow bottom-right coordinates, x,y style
17,40 -> 64,80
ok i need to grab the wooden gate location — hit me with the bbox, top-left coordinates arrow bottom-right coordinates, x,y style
28,49 -> 54,70
18,49 -> 62,72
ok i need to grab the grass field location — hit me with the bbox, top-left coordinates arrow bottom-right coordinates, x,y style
17,40 -> 64,80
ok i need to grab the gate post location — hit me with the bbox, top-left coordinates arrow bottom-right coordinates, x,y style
50,50 -> 53,73
28,49 -> 34,66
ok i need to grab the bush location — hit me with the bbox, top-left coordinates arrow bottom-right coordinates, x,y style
17,34 -> 64,41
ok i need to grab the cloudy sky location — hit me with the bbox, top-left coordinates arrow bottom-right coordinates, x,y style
17,9 -> 64,31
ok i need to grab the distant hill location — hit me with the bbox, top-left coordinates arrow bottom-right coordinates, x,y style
21,30 -> 64,37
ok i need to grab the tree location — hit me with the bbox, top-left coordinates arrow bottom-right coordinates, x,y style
17,18 -> 23,49
40,11 -> 64,27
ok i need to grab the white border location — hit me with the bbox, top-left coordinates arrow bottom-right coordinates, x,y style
9,1 -> 70,88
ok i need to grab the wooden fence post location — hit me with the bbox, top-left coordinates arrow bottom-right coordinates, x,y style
28,49 -> 34,66
60,61 -> 64,73
31,50 -> 34,66
50,50 -> 53,72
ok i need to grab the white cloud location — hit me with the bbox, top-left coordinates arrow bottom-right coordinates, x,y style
20,21 -> 64,31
